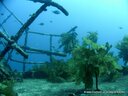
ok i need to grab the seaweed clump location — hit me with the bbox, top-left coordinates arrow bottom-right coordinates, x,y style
46,58 -> 70,83
0,59 -> 17,96
116,35 -> 128,75
0,80 -> 17,96
86,31 -> 98,43
25,58 -> 71,83
116,35 -> 128,66
71,32 -> 121,90
59,26 -> 78,54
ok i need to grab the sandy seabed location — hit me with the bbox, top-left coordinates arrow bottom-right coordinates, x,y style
14,76 -> 128,96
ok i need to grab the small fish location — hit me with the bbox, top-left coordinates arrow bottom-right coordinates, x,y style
49,20 -> 53,23
29,14 -> 32,16
0,13 -> 4,16
39,22 -> 44,26
52,10 -> 60,15
119,27 -> 123,29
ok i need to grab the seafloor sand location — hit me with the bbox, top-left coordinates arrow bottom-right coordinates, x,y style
14,76 -> 128,96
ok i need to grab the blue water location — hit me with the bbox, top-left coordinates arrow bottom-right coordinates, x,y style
0,0 -> 128,71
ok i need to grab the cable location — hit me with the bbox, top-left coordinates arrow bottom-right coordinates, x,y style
0,1 -> 24,25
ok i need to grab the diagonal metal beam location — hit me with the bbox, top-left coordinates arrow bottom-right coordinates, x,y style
0,31 -> 28,59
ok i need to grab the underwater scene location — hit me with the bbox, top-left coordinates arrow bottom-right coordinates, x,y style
0,0 -> 128,96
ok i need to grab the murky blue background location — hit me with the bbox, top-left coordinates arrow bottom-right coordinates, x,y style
0,0 -> 128,71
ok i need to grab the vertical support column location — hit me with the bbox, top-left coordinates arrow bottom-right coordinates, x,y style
6,49 -> 13,63
23,30 -> 28,73
50,35 -> 53,63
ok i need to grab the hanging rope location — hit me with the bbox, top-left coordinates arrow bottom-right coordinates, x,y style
1,14 -> 12,25
0,25 -> 6,33
0,1 -> 30,35
0,14 -> 12,37
0,1 -> 24,25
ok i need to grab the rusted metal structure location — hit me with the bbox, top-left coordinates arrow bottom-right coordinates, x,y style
0,0 -> 69,72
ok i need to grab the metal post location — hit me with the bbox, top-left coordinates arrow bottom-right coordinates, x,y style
50,35 -> 52,62
23,31 -> 28,73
